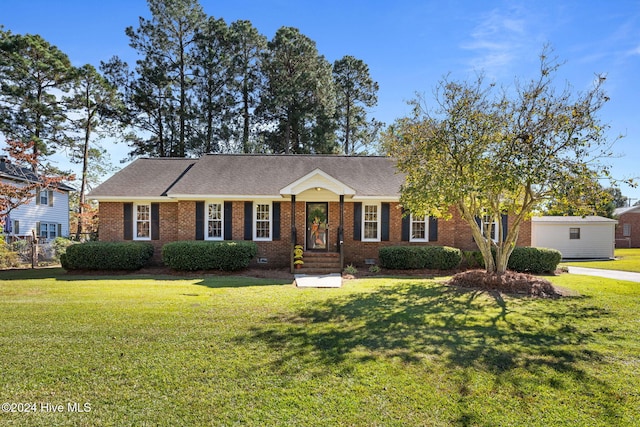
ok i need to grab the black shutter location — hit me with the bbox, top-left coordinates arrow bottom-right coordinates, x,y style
381,203 -> 390,241
429,216 -> 438,241
224,201 -> 233,240
244,201 -> 253,240
151,203 -> 160,240
123,203 -> 133,240
48,190 -> 54,207
35,189 -> 41,205
14,220 -> 19,235
401,209 -> 410,241
57,223 -> 62,237
353,202 -> 362,241
273,202 -> 281,240
501,214 -> 508,242
195,201 -> 205,240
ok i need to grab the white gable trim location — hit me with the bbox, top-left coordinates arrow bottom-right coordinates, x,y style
280,168 -> 356,196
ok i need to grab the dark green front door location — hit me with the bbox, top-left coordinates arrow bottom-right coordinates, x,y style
307,202 -> 328,251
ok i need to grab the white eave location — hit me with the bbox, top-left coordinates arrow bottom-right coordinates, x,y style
279,168 -> 356,196
89,196 -> 176,203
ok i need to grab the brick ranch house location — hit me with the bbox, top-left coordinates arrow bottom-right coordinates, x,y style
88,154 -> 531,271
614,206 -> 640,248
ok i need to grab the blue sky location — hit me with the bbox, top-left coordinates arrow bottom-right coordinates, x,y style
2,0 -> 640,202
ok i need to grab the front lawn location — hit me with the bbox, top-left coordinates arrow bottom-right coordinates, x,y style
562,248 -> 640,272
1,269 -> 639,426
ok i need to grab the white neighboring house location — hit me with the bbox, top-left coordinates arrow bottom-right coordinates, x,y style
1,156 -> 74,242
531,216 -> 618,259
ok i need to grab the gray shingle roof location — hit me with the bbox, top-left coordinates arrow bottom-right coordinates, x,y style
0,157 -> 75,192
614,206 -> 640,216
89,155 -> 404,199
88,158 -> 197,198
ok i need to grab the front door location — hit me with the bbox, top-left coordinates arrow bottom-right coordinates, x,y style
306,202 -> 328,251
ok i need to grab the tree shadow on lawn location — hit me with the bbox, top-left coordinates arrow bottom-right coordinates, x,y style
0,267 -> 293,288
238,281 -> 622,421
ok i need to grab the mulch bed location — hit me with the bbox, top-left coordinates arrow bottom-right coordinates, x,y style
446,270 -> 565,298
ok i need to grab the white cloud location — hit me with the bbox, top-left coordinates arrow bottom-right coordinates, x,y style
460,5 -> 538,76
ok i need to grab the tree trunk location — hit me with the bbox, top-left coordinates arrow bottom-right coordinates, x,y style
242,80 -> 250,153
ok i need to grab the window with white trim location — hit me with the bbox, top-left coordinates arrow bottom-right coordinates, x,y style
623,223 -> 631,237
254,202 -> 271,241
135,203 -> 151,240
481,215 -> 498,242
363,203 -> 380,241
40,222 -> 57,240
40,190 -> 49,205
410,214 -> 428,242
207,202 -> 223,240
569,227 -> 580,240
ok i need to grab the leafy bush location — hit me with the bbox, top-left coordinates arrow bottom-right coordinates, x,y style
61,242 -> 154,271
162,241 -> 257,271
0,243 -> 19,268
343,264 -> 358,275
51,237 -> 75,260
462,247 -> 561,274
379,246 -> 462,270
507,246 -> 562,274
462,251 -> 484,269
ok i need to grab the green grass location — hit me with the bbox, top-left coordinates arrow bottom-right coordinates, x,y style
1,268 -> 639,426
562,248 -> 640,272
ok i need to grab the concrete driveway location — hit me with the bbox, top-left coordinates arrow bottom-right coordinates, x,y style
567,266 -> 640,283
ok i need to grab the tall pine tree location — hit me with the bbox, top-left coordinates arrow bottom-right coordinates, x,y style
259,27 -> 336,154
333,55 -> 381,155
0,29 -> 75,168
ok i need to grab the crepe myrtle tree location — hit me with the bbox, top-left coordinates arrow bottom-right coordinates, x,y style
383,48 -> 623,274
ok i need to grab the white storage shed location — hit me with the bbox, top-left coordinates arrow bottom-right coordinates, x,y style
531,216 -> 617,259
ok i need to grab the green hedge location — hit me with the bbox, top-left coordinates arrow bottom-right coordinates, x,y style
61,242 -> 154,271
507,246 -> 562,274
162,241 -> 258,271
379,246 -> 462,270
463,247 -> 562,274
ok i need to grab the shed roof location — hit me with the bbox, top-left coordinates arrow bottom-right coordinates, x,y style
532,216 -> 617,224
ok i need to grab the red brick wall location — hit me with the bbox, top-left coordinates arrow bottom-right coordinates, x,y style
98,200 -> 534,268
97,202 -> 123,242
615,212 -> 640,248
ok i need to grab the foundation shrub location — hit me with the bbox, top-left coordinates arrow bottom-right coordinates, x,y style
379,246 -> 462,270
508,246 -> 562,274
162,241 -> 258,271
61,242 -> 154,270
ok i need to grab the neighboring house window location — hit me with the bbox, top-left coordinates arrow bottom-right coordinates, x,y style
623,223 -> 631,237
481,215 -> 498,241
12,220 -> 19,235
410,214 -> 428,242
254,203 -> 271,241
207,202 -> 223,240
39,222 -> 57,240
36,189 -> 53,206
569,227 -> 581,240
363,203 -> 380,241
135,203 -> 151,240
